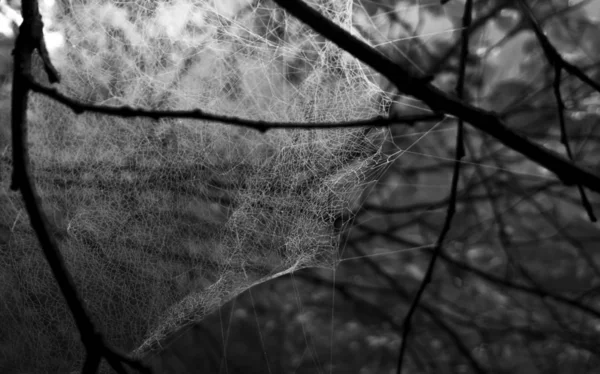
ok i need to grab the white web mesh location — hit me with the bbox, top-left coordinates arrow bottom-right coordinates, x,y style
0,0 -> 390,371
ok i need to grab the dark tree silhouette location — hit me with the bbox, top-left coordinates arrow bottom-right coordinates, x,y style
4,0 -> 600,373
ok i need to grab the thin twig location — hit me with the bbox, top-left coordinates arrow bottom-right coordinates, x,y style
517,0 -> 600,93
396,1 -> 471,372
26,77 -> 441,129
271,0 -> 600,194
516,0 -> 597,221
11,1 -> 150,373
296,269 -> 485,374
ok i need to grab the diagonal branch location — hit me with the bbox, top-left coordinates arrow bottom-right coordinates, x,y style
516,0 -> 596,221
271,0 -> 600,194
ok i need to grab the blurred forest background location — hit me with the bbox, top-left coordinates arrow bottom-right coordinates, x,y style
2,0 -> 600,373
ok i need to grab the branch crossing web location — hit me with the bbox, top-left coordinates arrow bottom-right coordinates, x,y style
0,0 -> 392,370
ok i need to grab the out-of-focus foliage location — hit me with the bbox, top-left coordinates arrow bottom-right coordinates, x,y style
2,0 -> 600,373
1,0 -> 387,372
183,1 -> 600,374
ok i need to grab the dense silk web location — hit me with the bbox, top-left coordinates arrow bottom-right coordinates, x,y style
0,0 -> 392,370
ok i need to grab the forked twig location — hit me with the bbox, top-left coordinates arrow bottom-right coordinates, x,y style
10,1 -> 150,373
396,0 -> 472,372
516,0 -> 597,222
271,0 -> 600,193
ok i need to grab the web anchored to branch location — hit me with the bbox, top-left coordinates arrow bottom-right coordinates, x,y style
4,0 -> 600,373
1,0 -> 394,371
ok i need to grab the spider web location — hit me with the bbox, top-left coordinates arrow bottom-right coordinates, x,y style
0,0 -> 396,371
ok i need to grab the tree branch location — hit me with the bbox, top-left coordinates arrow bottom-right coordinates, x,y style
271,0 -> 600,194
11,1 -> 149,373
